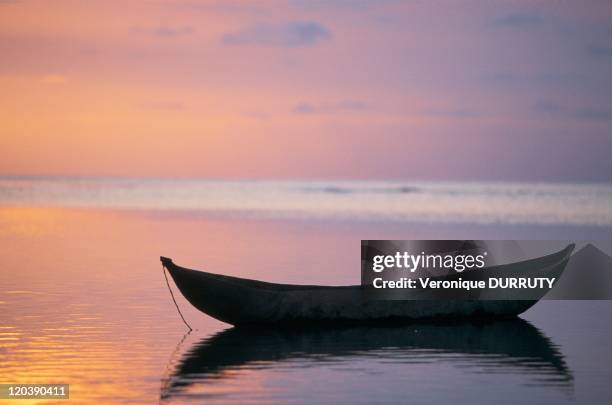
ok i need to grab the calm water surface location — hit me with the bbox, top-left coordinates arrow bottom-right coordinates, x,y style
1,202 -> 611,403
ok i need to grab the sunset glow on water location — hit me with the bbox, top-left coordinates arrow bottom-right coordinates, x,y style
1,205 -> 611,403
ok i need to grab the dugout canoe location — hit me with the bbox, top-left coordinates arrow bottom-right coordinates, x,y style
160,244 -> 574,326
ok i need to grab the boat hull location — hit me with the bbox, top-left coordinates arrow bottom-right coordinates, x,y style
161,244 -> 573,326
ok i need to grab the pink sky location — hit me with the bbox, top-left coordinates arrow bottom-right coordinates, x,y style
1,0 -> 611,181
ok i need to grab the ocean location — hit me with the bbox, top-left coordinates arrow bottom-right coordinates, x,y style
0,177 -> 611,404
1,177 -> 612,226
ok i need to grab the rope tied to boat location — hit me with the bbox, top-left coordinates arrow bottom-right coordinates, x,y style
162,263 -> 193,332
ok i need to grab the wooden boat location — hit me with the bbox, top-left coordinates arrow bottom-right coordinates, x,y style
160,244 -> 574,326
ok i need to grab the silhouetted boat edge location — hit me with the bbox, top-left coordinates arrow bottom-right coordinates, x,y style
160,244 -> 574,326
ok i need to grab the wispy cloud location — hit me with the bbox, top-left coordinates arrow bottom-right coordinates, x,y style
293,100 -> 368,114
575,108 -> 612,121
531,99 -> 564,114
222,21 -> 331,47
131,25 -> 194,38
588,45 -> 612,58
153,25 -> 194,38
294,102 -> 315,114
492,13 -> 543,28
486,71 -> 583,86
530,100 -> 612,121
291,0 -> 400,12
421,108 -> 480,118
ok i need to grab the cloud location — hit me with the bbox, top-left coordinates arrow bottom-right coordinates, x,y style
153,25 -> 194,38
492,13 -> 543,28
588,45 -> 612,58
222,21 -> 331,47
161,1 -> 268,15
293,100 -> 368,114
291,0 -> 400,11
530,100 -> 612,121
531,100 -> 564,114
421,108 -> 480,118
294,102 -> 316,114
131,25 -> 194,38
575,108 -> 612,121
486,71 -> 583,86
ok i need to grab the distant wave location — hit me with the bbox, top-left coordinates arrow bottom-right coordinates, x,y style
1,177 -> 611,226
306,185 -> 421,195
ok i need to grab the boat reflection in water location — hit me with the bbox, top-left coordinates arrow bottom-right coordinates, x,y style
160,319 -> 572,402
